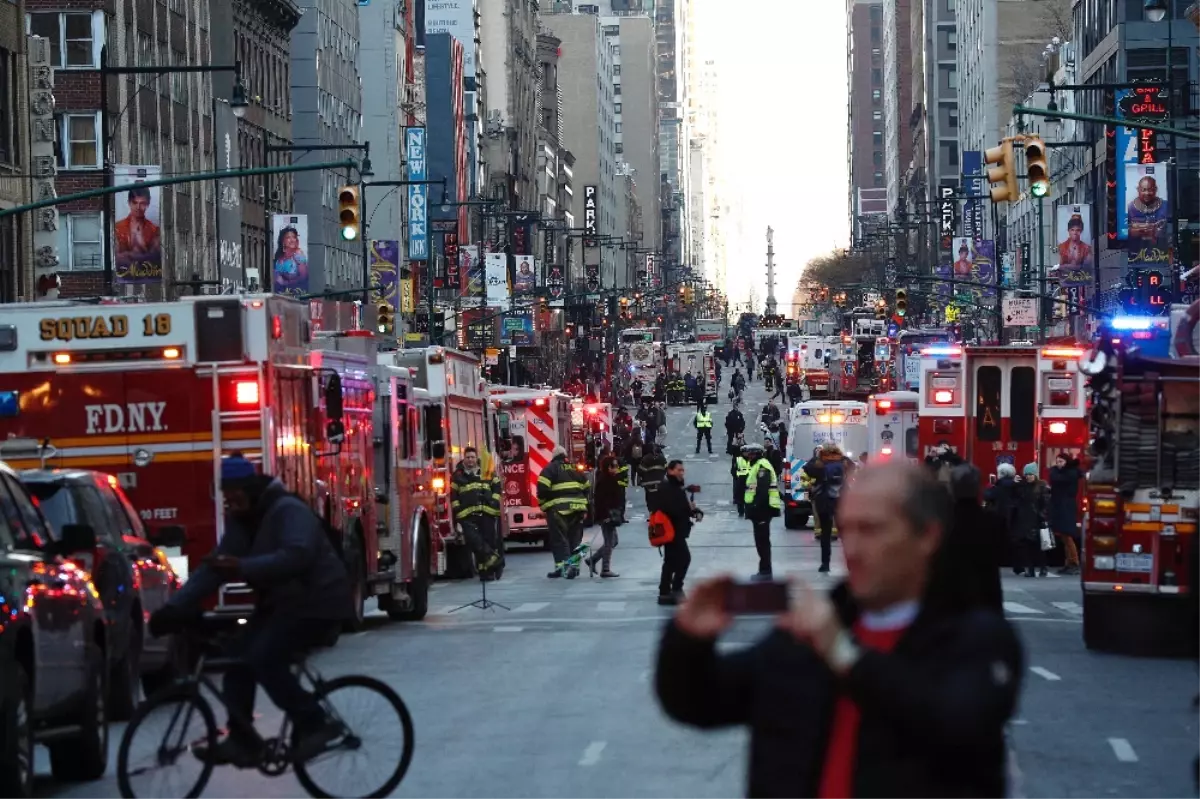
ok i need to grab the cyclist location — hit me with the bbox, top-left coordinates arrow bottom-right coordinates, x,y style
149,454 -> 353,767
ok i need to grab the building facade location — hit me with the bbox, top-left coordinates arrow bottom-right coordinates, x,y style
288,0 -> 363,295
0,0 -> 29,302
610,15 -> 659,254
358,0 -> 409,252
479,0 -> 539,211
882,0 -> 911,217
656,0 -> 688,277
425,33 -> 469,259
544,11 -> 619,291
846,0 -> 883,237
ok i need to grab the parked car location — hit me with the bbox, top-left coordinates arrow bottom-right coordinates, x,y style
0,461 -> 109,796
19,469 -> 182,719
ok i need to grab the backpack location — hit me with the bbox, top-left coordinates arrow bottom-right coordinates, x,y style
648,509 -> 675,547
823,461 -> 845,500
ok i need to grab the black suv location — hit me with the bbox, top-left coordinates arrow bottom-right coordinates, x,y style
19,470 -> 182,720
0,461 -> 109,797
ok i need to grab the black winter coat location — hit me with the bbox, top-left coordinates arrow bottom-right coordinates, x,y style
656,582 -> 1022,798
940,500 -> 1006,613
1012,480 -> 1048,543
593,463 -> 624,525
1047,464 -> 1082,535
656,476 -> 694,538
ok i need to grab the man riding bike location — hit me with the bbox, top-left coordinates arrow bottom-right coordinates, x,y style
148,454 -> 354,767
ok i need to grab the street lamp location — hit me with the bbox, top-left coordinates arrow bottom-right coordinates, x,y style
230,77 -> 249,119
1145,0 -> 1168,23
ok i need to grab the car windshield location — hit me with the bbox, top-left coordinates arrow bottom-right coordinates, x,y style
23,482 -> 76,537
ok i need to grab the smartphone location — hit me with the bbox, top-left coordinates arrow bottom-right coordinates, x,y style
724,580 -> 790,615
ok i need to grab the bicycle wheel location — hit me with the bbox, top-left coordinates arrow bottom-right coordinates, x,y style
295,675 -> 414,799
117,687 -> 218,799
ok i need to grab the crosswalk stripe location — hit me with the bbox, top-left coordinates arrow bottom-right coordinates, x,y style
512,602 -> 550,613
596,601 -> 627,612
1052,601 -> 1083,615
1002,601 -> 1045,615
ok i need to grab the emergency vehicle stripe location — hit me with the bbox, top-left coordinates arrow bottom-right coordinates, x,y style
526,422 -> 556,452
40,431 -> 223,448
529,448 -> 549,472
529,404 -> 554,428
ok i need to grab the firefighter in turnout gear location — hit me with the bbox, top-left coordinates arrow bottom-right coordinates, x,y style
693,404 -> 714,454
537,446 -> 590,579
451,447 -> 503,578
744,441 -> 782,580
732,444 -> 752,517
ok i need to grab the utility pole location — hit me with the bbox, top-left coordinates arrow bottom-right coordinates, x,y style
764,226 -> 777,315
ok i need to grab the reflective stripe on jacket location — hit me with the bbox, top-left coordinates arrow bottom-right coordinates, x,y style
616,463 -> 630,488
735,456 -> 751,478
536,457 -> 589,515
744,460 -> 783,509
695,412 -> 713,428
450,464 -> 501,519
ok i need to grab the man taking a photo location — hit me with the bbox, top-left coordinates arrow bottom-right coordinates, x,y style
654,463 -> 1022,797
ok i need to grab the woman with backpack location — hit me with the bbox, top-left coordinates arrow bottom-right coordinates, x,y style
585,455 -> 623,578
803,442 -> 853,574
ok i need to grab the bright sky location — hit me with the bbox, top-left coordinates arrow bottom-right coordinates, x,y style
704,1 -> 850,311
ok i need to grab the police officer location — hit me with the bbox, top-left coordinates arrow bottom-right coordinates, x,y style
693,403 -> 714,454
731,444 -> 751,518
450,447 -> 503,578
537,446 -> 590,579
744,441 -> 782,580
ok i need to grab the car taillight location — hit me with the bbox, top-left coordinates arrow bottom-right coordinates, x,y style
881,447 -> 893,456
235,380 -> 260,405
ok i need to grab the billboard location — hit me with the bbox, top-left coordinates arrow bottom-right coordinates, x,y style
1115,85 -> 1170,241
501,312 -> 534,346
406,128 -> 429,261
461,245 -> 483,307
1125,163 -> 1170,267
484,251 -> 508,307
271,213 -> 309,296
583,185 -> 598,244
424,0 -> 477,79
950,237 -> 995,300
214,99 -> 243,290
1054,204 -> 1094,287
512,255 -> 537,295
113,165 -> 164,285
370,240 -> 400,309
961,150 -> 984,239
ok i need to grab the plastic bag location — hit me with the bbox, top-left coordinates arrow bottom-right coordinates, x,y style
1039,527 -> 1055,551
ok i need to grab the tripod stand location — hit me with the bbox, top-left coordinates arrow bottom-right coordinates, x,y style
449,566 -> 510,613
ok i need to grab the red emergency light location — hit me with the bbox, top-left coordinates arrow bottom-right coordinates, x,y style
235,381 -> 260,406
1048,421 -> 1068,435
535,398 -> 546,406
271,315 -> 283,339
881,447 -> 893,456
877,399 -> 892,410
1042,347 -> 1085,359
933,389 -> 954,404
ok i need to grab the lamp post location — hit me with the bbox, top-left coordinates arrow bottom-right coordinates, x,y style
1144,0 -> 1184,294
99,46 -> 248,294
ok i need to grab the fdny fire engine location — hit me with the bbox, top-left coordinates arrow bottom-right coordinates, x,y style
915,343 -> 1089,482
0,296 -> 396,628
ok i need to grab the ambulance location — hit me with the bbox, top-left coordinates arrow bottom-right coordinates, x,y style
866,391 -> 920,461
489,387 -> 583,547
782,400 -> 868,529
0,296 -> 394,628
666,343 -> 718,404
389,346 -> 495,577
785,335 -> 837,394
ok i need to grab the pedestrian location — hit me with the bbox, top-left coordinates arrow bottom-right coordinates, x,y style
623,427 -> 645,487
1047,453 -> 1083,575
585,455 -> 623,578
745,355 -> 755,382
942,463 -> 1005,613
984,462 -> 1021,572
450,447 -> 503,578
685,373 -> 697,404
724,403 -> 746,454
656,459 -> 703,605
804,442 -> 851,574
731,443 -> 751,518
537,446 -> 590,579
655,463 -> 1023,799
693,402 -> 714,454
786,379 -> 803,407
1014,462 -> 1050,578
765,436 -> 784,476
641,401 -> 661,447
743,441 -> 781,580
760,398 -> 781,428
639,443 -> 668,510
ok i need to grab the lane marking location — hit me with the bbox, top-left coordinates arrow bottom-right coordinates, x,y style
1030,666 -> 1061,682
1002,601 -> 1044,615
512,602 -> 550,613
1052,601 -> 1083,615
596,601 -> 627,612
579,741 -> 607,766
493,626 -> 524,632
1108,737 -> 1139,762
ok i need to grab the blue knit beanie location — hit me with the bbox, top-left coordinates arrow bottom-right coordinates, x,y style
1023,462 -> 1039,477
220,453 -> 258,488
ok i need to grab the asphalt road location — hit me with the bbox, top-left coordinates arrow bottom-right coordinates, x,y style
42,374 -> 1198,798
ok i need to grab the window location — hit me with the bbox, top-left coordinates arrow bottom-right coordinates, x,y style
613,63 -> 621,76
615,142 -> 623,154
58,113 -> 100,169
61,212 -> 103,271
975,366 -> 1002,441
948,109 -> 959,129
612,45 -> 620,56
873,150 -> 884,166
873,172 -> 885,187
0,474 -> 48,549
614,83 -> 621,96
871,68 -> 882,85
871,89 -> 881,101
27,12 -> 100,68
615,122 -> 622,133
614,102 -> 622,114
947,66 -> 957,89
947,29 -> 957,48
1010,367 -> 1036,442
872,130 -> 883,146
873,109 -> 882,121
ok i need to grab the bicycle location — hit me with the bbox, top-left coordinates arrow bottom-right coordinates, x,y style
117,622 -> 414,799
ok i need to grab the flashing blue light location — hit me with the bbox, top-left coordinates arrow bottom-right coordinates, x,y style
1110,316 -> 1157,331
922,346 -> 962,357
0,391 -> 17,418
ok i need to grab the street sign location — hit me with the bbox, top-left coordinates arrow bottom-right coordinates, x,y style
1002,297 -> 1037,326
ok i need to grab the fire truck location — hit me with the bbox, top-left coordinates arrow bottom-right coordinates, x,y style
665,343 -> 718,404
0,296 -> 386,627
915,343 -> 1089,483
1078,310 -> 1199,656
389,346 -> 494,578
489,387 -> 583,547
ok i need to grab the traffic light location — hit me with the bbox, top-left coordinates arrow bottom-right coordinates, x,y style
984,140 -> 1020,203
377,303 -> 394,335
895,289 -> 908,318
1024,136 -> 1050,198
338,186 -> 361,241
875,302 -> 886,320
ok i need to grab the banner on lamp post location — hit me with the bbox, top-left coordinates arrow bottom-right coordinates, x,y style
370,240 -> 400,309
270,213 -> 309,296
1054,205 -> 1094,287
113,164 -> 164,285
405,127 -> 428,261
485,252 -> 509,308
